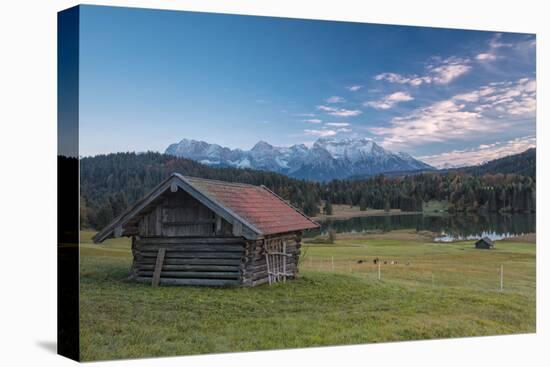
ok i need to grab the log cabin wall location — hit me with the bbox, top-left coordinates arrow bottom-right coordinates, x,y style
132,236 -> 246,286
131,190 -> 244,286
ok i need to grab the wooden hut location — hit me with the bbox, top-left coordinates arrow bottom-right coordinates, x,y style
475,237 -> 495,249
93,173 -> 320,287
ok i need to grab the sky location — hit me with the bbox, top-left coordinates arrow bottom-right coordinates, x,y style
79,5 -> 536,167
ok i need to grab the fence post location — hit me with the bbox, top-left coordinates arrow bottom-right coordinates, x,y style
500,264 -> 504,292
331,256 -> 334,272
432,273 -> 434,288
378,261 -> 381,280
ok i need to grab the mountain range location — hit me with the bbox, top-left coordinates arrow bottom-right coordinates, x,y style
165,137 -> 434,181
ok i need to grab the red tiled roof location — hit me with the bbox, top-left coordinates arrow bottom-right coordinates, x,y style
184,176 -> 320,235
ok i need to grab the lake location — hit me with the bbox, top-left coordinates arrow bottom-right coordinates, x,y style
310,213 -> 536,242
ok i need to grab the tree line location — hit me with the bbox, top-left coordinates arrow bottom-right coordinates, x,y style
79,151 -> 536,230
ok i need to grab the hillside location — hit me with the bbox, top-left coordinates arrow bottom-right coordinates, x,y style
351,148 -> 536,179
455,148 -> 535,177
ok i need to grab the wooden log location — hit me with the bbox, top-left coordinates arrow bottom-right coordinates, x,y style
162,220 -> 216,226
245,246 -> 266,253
136,251 -> 243,259
151,248 -> 166,287
248,269 -> 270,281
265,251 -> 293,257
264,234 -> 298,242
137,237 -> 245,245
135,277 -> 240,286
246,263 -> 296,273
242,263 -> 299,282
249,253 -> 269,261
137,271 -> 240,279
251,277 -> 269,287
134,257 -> 242,266
136,264 -> 240,272
135,244 -> 245,252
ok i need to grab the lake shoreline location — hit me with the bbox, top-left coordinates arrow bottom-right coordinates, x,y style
312,209 -> 422,221
306,229 -> 537,244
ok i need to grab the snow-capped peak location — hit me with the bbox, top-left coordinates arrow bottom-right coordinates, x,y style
165,137 -> 434,181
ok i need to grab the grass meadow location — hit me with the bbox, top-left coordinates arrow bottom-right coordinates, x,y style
79,231 -> 535,361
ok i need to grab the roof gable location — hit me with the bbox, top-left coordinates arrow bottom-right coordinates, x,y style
93,173 -> 319,243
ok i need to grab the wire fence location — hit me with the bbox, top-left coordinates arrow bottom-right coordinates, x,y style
300,256 -> 531,294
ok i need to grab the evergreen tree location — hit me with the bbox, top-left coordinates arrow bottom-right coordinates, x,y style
324,200 -> 333,215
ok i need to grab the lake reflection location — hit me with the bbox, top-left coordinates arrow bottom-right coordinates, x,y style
310,213 -> 535,241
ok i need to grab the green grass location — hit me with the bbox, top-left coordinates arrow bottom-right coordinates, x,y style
79,231 -> 535,361
423,200 -> 449,212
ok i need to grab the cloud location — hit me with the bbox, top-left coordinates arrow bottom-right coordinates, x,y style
370,77 -> 536,149
303,119 -> 323,124
304,124 -> 353,137
475,33 -> 514,63
346,85 -> 363,92
476,33 -> 536,62
304,129 -> 338,137
325,122 -> 350,127
294,113 -> 315,117
476,53 -> 497,61
371,99 -> 486,147
489,33 -> 513,49
374,72 -> 417,85
427,57 -> 472,84
337,127 -> 352,133
481,78 -> 536,116
374,57 -> 471,86
452,86 -> 496,103
418,135 -> 535,168
326,96 -> 346,103
365,91 -> 414,110
317,105 -> 362,117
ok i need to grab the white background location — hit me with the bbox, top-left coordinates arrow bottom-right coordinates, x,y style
0,0 -> 547,366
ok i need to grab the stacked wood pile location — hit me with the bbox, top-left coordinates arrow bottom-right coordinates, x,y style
241,233 -> 302,286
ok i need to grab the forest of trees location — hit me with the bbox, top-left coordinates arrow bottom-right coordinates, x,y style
78,150 -> 536,230
79,152 -> 321,229
452,147 -> 535,177
322,172 -> 535,214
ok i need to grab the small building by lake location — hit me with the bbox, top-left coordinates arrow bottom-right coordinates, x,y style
475,237 -> 495,249
93,173 -> 320,287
